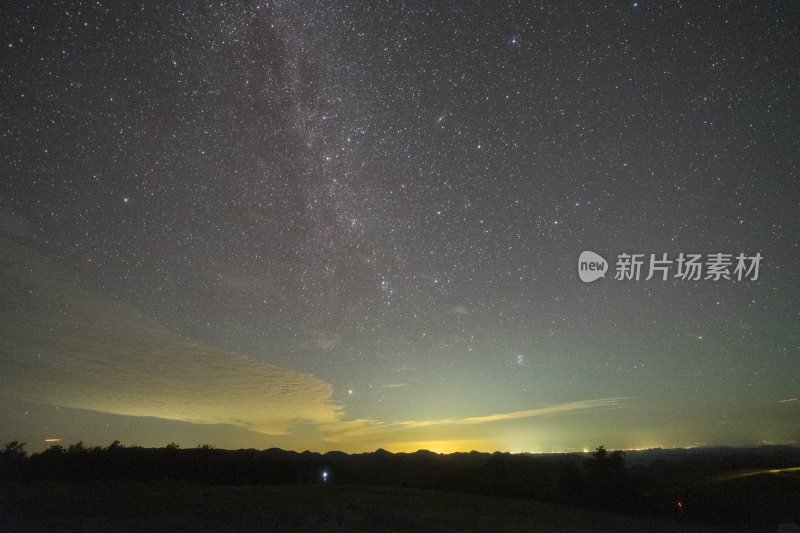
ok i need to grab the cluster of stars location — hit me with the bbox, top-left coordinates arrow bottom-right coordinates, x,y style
0,0 -> 797,449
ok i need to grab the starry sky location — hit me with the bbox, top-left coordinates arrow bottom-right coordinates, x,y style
1,1 -> 798,454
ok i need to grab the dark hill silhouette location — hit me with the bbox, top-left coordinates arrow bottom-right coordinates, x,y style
2,440 -> 799,528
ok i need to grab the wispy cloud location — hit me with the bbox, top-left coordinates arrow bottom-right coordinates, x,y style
320,398 -> 627,442
0,241 -> 342,436
1,232 -> 628,451
401,398 -> 627,428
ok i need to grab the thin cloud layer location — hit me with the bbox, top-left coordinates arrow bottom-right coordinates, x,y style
319,397 -> 626,443
0,240 -> 342,435
1,231 -> 627,450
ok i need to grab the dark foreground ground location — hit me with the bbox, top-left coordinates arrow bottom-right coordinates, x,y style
0,481 -> 744,533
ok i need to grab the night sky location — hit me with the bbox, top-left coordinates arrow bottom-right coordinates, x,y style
1,1 -> 798,454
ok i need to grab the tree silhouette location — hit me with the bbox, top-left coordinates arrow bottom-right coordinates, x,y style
594,445 -> 607,460
68,441 -> 85,454
2,441 -> 27,459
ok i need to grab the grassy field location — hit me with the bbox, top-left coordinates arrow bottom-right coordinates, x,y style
0,481 -> 739,532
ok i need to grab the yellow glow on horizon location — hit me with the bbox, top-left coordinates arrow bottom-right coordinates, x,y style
383,439 -> 499,454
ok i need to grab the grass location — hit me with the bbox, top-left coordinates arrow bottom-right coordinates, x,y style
0,480 -> 738,532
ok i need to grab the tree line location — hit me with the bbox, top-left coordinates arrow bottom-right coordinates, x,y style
2,440 -> 798,527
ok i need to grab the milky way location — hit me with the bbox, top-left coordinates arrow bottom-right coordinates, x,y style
1,1 -> 798,453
